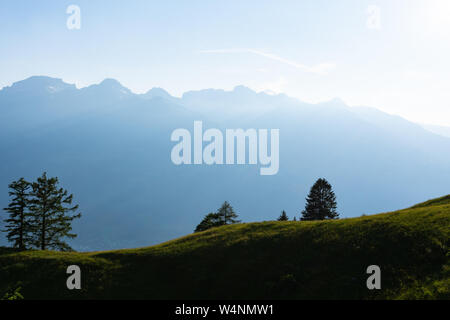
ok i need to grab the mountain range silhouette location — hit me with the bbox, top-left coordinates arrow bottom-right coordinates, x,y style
1,76 -> 449,251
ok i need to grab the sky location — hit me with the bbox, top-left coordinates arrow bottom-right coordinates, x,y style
1,0 -> 450,126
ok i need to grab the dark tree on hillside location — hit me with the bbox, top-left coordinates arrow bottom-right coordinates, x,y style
194,213 -> 222,232
301,178 -> 339,221
29,173 -> 81,251
2,178 -> 32,250
195,201 -> 240,232
217,201 -> 240,225
277,210 -> 289,221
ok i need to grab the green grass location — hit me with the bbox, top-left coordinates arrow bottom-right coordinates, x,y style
1,195 -> 449,300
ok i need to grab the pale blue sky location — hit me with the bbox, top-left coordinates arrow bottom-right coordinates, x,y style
1,0 -> 450,125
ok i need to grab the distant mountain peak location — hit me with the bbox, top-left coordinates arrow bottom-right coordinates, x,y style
144,87 -> 171,98
141,87 -> 180,104
83,78 -> 132,96
182,86 -> 256,99
20,75 -> 66,84
328,97 -> 347,105
99,78 -> 124,87
233,85 -> 255,94
98,78 -> 130,92
3,76 -> 76,94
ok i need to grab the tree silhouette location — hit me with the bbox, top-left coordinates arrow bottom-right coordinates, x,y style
194,213 -> 222,232
29,172 -> 81,251
2,178 -> 32,250
217,201 -> 240,225
195,201 -> 240,232
301,178 -> 339,221
277,210 -> 289,221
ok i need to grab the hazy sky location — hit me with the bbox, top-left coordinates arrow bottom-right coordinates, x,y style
1,0 -> 450,125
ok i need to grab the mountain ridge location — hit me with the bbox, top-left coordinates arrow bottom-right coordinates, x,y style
2,76 -> 449,136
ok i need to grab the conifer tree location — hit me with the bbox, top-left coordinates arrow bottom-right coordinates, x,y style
194,213 -> 221,232
277,210 -> 289,221
217,201 -> 240,225
301,178 -> 339,221
29,172 -> 81,251
195,201 -> 240,232
2,178 -> 32,250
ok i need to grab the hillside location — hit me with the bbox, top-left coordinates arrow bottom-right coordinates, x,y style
0,196 -> 449,300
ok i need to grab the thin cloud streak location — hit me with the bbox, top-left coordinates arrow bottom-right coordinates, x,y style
200,49 -> 336,75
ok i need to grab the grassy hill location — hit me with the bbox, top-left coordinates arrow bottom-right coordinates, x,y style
1,196 -> 449,300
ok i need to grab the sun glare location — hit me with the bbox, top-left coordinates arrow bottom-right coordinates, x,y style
422,0 -> 450,36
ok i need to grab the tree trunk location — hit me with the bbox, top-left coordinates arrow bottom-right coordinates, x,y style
41,214 -> 46,250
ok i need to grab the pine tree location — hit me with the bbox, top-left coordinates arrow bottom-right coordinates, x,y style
195,201 -> 240,232
301,178 -> 339,221
277,210 -> 289,221
29,173 -> 81,251
194,213 -> 221,232
216,201 -> 240,225
2,178 -> 32,250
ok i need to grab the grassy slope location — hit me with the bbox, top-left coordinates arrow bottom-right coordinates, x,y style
0,196 -> 449,300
